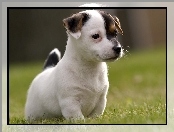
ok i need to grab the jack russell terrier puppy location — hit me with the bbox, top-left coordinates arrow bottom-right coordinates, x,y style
25,9 -> 123,122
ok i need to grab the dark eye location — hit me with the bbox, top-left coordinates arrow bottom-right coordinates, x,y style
114,30 -> 118,36
92,34 -> 100,39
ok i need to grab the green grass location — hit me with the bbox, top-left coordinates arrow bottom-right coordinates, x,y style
9,48 -> 166,124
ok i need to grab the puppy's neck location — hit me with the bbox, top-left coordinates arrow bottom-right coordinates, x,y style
63,37 -> 105,68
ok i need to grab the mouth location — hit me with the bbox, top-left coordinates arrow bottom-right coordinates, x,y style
103,56 -> 120,62
96,54 -> 122,62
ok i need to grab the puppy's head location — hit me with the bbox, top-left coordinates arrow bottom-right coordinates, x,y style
63,10 -> 123,62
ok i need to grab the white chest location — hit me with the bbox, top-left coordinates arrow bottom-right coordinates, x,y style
76,77 -> 109,116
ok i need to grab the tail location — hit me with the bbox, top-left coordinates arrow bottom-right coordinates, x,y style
43,48 -> 61,70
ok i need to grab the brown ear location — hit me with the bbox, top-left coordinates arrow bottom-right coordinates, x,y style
112,16 -> 123,35
63,13 -> 89,39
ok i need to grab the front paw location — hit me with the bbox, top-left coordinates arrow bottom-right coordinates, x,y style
66,115 -> 85,123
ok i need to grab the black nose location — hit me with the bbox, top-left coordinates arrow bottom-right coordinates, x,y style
112,46 -> 121,54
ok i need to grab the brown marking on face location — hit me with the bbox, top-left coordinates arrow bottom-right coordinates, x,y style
99,10 -> 123,38
109,23 -> 116,34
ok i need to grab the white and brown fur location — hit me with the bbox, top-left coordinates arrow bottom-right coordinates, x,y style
25,9 -> 123,122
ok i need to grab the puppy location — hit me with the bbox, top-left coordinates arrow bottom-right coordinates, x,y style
25,9 -> 123,122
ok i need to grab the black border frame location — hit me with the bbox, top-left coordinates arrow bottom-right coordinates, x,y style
7,6 -> 167,125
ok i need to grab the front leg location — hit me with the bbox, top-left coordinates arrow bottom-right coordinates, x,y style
88,93 -> 107,118
60,97 -> 84,121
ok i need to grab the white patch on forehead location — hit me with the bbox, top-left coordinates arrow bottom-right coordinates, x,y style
80,10 -> 105,30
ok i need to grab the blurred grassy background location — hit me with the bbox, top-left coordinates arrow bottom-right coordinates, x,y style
9,47 -> 166,124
